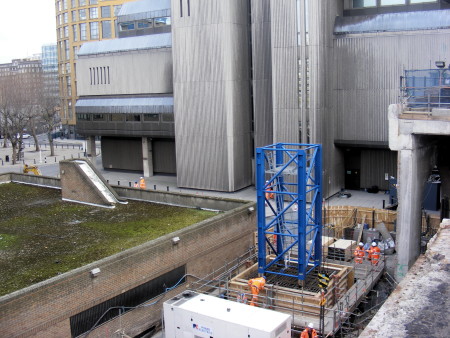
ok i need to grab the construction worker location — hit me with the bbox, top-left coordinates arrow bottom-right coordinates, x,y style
133,181 -> 139,188
248,275 -> 266,307
139,177 -> 146,189
265,181 -> 274,199
300,323 -> 318,338
353,242 -> 365,264
367,242 -> 381,266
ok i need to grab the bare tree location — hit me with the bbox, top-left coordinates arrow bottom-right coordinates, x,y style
39,89 -> 60,157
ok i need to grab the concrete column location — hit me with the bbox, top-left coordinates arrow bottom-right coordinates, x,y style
142,137 -> 153,177
395,136 -> 434,281
86,136 -> 96,158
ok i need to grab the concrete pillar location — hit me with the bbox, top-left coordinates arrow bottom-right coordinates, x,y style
142,137 -> 153,177
395,136 -> 434,281
86,136 -> 96,158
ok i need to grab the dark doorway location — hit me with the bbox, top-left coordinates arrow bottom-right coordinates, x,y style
344,149 -> 361,190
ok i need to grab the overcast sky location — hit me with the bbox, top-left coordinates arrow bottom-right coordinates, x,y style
0,0 -> 57,63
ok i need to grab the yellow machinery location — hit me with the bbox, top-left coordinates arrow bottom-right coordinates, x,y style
23,164 -> 42,175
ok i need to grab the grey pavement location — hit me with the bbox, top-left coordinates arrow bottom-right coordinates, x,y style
0,138 -> 387,206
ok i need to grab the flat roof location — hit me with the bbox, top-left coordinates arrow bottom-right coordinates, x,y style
77,34 -> 171,56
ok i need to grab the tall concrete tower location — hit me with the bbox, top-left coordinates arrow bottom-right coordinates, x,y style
171,0 -> 253,192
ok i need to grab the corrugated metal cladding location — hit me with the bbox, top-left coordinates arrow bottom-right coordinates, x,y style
251,0 -> 273,148
334,9 -> 450,35
171,0 -> 252,192
333,29 -> 450,143
77,34 -> 171,56
101,137 -> 143,171
153,139 -> 176,174
361,149 -> 397,191
270,0 -> 300,144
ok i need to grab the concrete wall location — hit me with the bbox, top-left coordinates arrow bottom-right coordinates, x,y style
76,48 -> 173,96
0,192 -> 256,337
171,0 -> 253,192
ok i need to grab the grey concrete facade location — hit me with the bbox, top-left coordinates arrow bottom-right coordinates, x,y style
171,0 -> 253,192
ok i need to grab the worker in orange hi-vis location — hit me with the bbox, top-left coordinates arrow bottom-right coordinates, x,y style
353,242 -> 365,264
367,242 -> 381,266
247,276 -> 266,307
139,176 -> 146,189
300,323 -> 318,338
265,181 -> 274,199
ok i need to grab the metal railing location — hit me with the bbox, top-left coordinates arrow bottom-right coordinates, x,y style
401,69 -> 450,111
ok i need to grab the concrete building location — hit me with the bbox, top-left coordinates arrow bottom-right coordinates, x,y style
55,0 -> 135,138
75,0 -> 450,195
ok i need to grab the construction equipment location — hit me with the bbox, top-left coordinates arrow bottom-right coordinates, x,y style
23,164 -> 42,175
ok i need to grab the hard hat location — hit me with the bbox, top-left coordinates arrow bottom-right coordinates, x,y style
359,242 -> 364,246
308,323 -> 314,328
262,275 -> 266,279
372,242 -> 377,246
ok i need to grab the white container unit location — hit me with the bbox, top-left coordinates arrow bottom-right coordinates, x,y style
163,291 -> 292,338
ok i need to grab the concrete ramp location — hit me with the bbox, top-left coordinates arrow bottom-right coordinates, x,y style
60,159 -> 127,208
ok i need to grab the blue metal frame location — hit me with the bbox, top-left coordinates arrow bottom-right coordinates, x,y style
256,143 -> 322,281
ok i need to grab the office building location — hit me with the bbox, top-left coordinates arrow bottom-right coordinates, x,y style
55,0 -> 134,138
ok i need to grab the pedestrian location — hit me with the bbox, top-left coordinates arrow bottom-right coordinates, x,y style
367,242 -> 381,266
247,275 -> 266,307
300,323 -> 318,338
353,242 -> 365,264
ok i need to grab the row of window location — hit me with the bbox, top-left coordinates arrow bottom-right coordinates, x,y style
119,17 -> 171,32
56,0 -> 99,12
352,0 -> 436,8
77,113 -> 174,122
57,5 -> 121,27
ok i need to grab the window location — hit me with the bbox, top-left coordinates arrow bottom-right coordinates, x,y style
79,0 -> 86,6
137,20 -> 152,29
59,27 -> 63,39
63,12 -> 68,24
89,7 -> 98,19
71,0 -> 77,8
63,0 -> 68,10
73,46 -> 78,57
77,113 -> 90,121
101,6 -> 111,18
154,17 -> 171,27
58,15 -> 62,25
80,23 -> 87,40
110,114 -> 124,121
353,0 -> 376,8
102,20 -> 112,38
72,10 -> 77,21
65,40 -> 70,60
72,25 -> 78,41
79,9 -> 86,20
162,113 -> 174,122
64,26 -> 69,38
58,1 -> 62,12
119,22 -> 135,31
90,22 -> 99,39
89,0 -> 98,4
144,114 -> 159,122
93,114 -> 105,121
126,114 -> 141,122
380,0 -> 405,5
114,5 -> 122,16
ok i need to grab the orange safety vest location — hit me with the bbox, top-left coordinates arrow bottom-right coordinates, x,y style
265,186 -> 274,199
300,328 -> 318,338
354,246 -> 365,263
139,178 -> 146,189
248,277 -> 266,293
367,246 -> 381,265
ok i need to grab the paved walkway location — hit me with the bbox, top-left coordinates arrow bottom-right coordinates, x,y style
0,138 -> 387,206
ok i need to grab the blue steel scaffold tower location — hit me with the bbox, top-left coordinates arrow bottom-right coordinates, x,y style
256,143 -> 322,282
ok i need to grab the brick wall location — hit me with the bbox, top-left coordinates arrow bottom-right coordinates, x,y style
0,201 -> 256,337
60,160 -> 112,206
